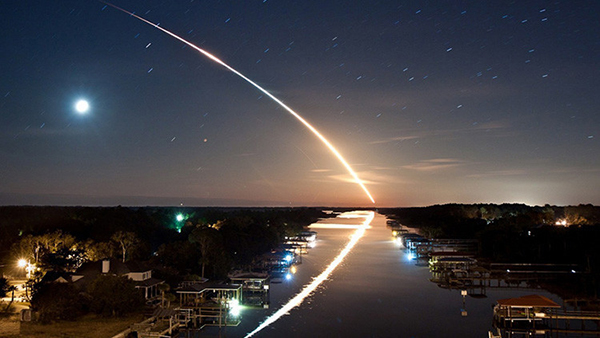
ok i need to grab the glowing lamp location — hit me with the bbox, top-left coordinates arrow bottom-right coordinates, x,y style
229,299 -> 241,317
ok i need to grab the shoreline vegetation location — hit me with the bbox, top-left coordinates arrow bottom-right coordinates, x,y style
1,204 -> 599,336
380,203 -> 600,303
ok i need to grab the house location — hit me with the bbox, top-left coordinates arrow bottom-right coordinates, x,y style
73,259 -> 164,300
40,271 -> 83,284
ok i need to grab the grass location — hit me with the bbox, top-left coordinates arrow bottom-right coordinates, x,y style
17,313 -> 145,338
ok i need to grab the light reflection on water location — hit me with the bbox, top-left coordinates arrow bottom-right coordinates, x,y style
244,212 -> 373,337
223,212 -> 562,338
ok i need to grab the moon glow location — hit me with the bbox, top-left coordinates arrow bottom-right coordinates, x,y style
75,99 -> 90,114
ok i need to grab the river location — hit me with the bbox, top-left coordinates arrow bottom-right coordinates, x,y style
207,211 -> 562,337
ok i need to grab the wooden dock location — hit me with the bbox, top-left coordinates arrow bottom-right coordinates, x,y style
493,295 -> 600,336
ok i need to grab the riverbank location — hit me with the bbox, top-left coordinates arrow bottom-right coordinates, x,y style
222,211 -> 565,337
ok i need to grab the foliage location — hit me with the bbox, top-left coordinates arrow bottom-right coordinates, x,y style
82,240 -> 115,262
1,206 -> 326,282
155,240 -> 201,275
12,230 -> 84,275
88,275 -> 144,317
111,231 -> 139,263
382,204 -> 600,275
39,246 -> 87,273
30,282 -> 86,323
189,225 -> 225,278
0,277 -> 11,298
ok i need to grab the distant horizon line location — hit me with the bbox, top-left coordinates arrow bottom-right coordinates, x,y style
0,191 -> 595,209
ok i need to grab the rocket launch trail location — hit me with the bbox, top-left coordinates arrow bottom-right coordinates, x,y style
101,1 -> 375,204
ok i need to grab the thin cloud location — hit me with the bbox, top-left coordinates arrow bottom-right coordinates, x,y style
402,158 -> 466,172
369,135 -> 420,144
371,120 -> 513,145
466,169 -> 529,178
311,169 -> 332,173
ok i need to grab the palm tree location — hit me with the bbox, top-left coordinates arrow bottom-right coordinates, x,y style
0,277 -> 17,312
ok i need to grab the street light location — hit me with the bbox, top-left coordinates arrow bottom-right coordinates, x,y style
17,259 -> 28,269
17,259 -> 34,279
175,213 -> 186,233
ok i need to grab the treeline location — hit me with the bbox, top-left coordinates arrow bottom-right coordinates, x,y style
381,204 -> 600,270
0,206 -> 326,281
0,206 -> 327,322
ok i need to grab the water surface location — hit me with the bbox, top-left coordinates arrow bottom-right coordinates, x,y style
221,212 -> 561,337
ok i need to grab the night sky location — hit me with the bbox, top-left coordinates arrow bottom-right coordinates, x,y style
1,0 -> 599,207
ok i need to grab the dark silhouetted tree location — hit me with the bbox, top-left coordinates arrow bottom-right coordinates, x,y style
88,274 -> 144,317
30,282 -> 85,322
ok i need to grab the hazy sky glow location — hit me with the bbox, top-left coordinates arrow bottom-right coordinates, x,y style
1,1 -> 599,207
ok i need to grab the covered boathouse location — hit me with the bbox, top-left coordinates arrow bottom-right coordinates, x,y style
493,294 -> 560,325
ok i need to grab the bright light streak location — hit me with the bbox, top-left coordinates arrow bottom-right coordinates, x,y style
308,223 -> 372,229
101,1 -> 375,204
338,211 -> 373,218
309,211 -> 374,229
245,211 -> 374,337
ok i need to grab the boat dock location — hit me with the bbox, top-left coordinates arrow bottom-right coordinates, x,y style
493,295 -> 600,336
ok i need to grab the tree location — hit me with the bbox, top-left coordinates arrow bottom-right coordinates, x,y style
564,209 -> 589,226
111,231 -> 139,262
156,240 -> 201,274
0,277 -> 11,298
14,234 -> 44,264
13,230 -> 79,269
30,282 -> 85,322
189,226 -> 222,278
420,226 -> 443,239
82,239 -> 115,262
88,274 -> 144,317
0,277 -> 17,312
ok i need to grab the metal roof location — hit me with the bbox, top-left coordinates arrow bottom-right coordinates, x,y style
496,295 -> 560,308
